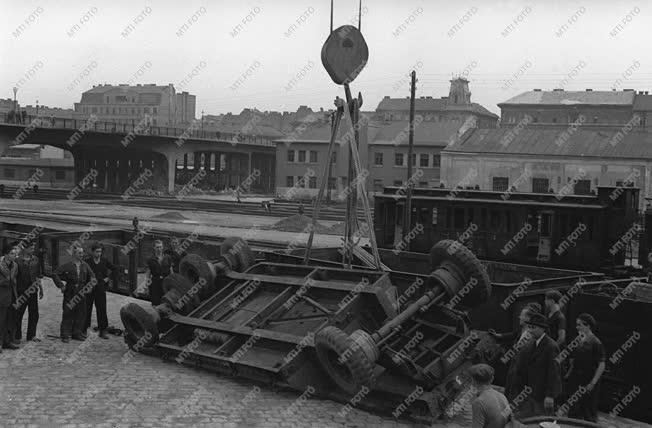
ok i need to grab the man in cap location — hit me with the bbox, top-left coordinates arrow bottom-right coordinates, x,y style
544,290 -> 566,347
0,245 -> 20,351
514,311 -> 562,418
468,363 -> 511,428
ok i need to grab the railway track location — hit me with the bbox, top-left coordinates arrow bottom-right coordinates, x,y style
0,186 -> 369,222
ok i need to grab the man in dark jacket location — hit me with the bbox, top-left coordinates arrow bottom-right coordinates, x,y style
84,243 -> 115,339
0,246 -> 20,351
15,241 -> 44,342
52,246 -> 96,342
514,312 -> 562,418
164,237 -> 187,274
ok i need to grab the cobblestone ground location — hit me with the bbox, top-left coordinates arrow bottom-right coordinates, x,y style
0,279 -> 645,428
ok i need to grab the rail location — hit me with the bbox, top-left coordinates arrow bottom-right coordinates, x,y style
0,113 -> 276,147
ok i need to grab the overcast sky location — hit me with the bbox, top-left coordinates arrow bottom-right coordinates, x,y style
1,0 -> 651,117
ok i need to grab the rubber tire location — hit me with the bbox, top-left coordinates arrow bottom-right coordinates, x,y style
314,326 -> 375,394
429,239 -> 491,307
220,237 -> 255,272
179,254 -> 216,292
162,273 -> 194,295
120,303 -> 159,348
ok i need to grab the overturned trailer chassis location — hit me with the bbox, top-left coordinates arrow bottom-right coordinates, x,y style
122,240 -> 500,423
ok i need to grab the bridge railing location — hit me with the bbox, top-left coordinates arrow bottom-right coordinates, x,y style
0,112 -> 276,147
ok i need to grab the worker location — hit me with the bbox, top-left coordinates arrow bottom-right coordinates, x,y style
544,290 -> 566,347
0,246 -> 20,351
146,240 -> 172,305
565,313 -> 606,422
490,302 -> 540,401
469,363 -> 511,428
164,237 -> 187,274
513,312 -> 562,418
15,241 -> 44,342
84,243 -> 115,339
52,246 -> 96,342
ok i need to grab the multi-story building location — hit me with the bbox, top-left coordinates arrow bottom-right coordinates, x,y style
376,77 -> 499,128
274,113 -> 368,200
368,121 -> 468,191
73,83 -> 196,126
498,89 -> 638,127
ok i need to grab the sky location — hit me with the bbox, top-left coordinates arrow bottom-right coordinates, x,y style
1,0 -> 651,117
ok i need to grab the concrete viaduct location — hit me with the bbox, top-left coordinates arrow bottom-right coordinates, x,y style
0,116 -> 276,194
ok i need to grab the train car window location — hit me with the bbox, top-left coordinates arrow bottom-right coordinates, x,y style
419,208 -> 430,226
559,213 -> 568,237
481,208 -> 487,228
505,211 -> 512,233
586,215 -> 593,240
454,208 -> 465,229
490,210 -> 501,230
445,207 -> 452,229
468,208 -> 475,225
432,208 -> 438,225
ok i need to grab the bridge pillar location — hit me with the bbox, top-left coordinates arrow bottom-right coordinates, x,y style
166,154 -> 176,193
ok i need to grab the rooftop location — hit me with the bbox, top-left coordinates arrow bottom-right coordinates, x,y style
498,90 -> 636,106
376,96 -> 498,118
370,120 -> 464,146
444,127 -> 652,159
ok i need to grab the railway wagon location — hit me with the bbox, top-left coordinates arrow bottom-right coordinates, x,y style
374,185 -> 641,272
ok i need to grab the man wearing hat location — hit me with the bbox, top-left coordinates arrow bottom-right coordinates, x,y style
514,312 -> 562,418
544,290 -> 566,347
468,363 -> 511,428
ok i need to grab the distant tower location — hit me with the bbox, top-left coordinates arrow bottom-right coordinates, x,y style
449,76 -> 471,104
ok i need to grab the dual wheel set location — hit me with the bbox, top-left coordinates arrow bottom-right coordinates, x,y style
120,237 -> 256,348
313,240 -> 491,394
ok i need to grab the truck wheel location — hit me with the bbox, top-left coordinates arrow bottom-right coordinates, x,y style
430,239 -> 491,307
120,303 -> 159,348
221,237 -> 255,272
314,326 -> 375,394
179,254 -> 216,293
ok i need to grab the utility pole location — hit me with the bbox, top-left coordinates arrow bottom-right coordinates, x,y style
201,109 -> 205,137
326,111 -> 335,202
404,70 -> 417,249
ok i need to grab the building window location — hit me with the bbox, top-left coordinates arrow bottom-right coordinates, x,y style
331,151 -> 337,164
532,178 -> 550,193
552,118 -> 557,123
341,176 -> 348,187
287,150 -> 295,162
432,155 -> 441,167
574,179 -> 591,195
144,107 -> 150,114
112,108 -> 116,114
309,150 -> 318,163
106,96 -> 109,103
420,154 -> 429,167
309,176 -> 317,189
286,176 -> 294,187
298,150 -> 306,162
153,107 -> 158,114
4,168 -> 15,179
418,181 -> 428,187
54,169 -> 66,180
91,107 -> 97,114
492,177 -> 509,192
411,153 -> 416,166
328,177 -> 336,189
373,179 -> 383,191
393,180 -> 402,186
374,152 -> 383,166
394,152 -> 404,166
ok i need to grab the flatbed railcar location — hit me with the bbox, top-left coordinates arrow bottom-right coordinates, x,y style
374,185 -> 642,273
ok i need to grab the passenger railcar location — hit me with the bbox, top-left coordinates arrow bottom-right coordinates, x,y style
374,186 -> 641,272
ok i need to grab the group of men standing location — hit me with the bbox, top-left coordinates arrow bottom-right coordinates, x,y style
0,241 -> 115,347
472,290 -> 606,426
